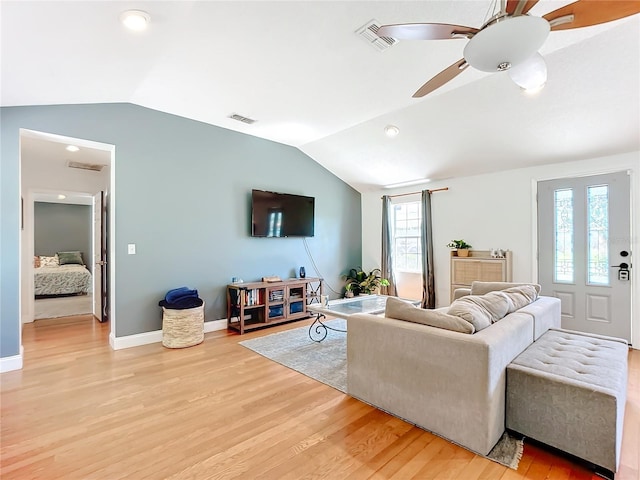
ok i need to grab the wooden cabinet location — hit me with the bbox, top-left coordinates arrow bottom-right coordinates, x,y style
227,277 -> 323,334
450,250 -> 512,301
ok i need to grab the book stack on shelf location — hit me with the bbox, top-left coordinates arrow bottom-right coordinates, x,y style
245,289 -> 264,306
269,290 -> 284,302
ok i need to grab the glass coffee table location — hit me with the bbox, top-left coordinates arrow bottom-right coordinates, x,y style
307,295 -> 420,342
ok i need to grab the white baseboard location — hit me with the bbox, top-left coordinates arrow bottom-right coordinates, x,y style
110,318 -> 227,350
110,330 -> 162,350
204,318 -> 227,334
0,346 -> 24,372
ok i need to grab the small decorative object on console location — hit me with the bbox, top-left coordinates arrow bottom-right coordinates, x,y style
262,275 -> 282,283
299,266 -> 306,278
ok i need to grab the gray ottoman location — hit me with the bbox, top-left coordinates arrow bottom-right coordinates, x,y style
506,328 -> 628,475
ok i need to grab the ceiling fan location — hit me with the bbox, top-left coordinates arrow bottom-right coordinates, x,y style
376,0 -> 640,97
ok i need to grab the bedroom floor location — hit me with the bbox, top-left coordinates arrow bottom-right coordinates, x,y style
34,294 -> 92,320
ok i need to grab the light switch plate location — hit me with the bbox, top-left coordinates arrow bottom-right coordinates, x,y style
127,244 -> 136,255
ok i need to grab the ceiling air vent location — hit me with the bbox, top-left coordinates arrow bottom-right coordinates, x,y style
67,161 -> 105,172
228,113 -> 257,124
356,19 -> 398,52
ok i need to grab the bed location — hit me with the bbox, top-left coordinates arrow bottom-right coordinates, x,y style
34,253 -> 92,296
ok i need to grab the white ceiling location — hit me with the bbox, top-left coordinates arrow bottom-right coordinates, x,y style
2,1 -> 639,192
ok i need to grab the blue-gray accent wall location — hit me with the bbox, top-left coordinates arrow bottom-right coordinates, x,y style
0,103 -> 362,357
34,202 -> 92,271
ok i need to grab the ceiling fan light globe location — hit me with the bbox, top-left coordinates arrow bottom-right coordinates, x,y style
509,53 -> 547,92
463,16 -> 550,72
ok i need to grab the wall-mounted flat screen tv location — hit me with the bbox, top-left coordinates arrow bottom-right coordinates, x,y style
251,189 -> 315,237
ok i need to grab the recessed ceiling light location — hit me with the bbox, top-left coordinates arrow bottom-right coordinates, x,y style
120,10 -> 150,31
57,194 -> 67,200
384,125 -> 400,137
66,145 -> 79,152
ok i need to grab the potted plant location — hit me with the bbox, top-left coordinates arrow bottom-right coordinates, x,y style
447,239 -> 472,257
343,267 -> 390,295
344,283 -> 354,298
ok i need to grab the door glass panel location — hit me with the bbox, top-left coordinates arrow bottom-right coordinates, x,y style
554,189 -> 574,283
587,185 -> 609,285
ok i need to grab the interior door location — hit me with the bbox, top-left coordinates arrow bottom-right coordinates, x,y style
100,191 -> 109,323
538,172 -> 632,342
92,193 -> 102,321
92,191 -> 109,323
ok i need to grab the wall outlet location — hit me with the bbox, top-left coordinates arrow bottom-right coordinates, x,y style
127,244 -> 136,255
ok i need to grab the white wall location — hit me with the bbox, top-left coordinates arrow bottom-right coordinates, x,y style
362,151 -> 640,346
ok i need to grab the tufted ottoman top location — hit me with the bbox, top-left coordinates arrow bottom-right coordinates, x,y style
510,329 -> 628,392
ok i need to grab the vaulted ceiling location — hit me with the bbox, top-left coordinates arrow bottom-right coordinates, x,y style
2,1 -> 639,192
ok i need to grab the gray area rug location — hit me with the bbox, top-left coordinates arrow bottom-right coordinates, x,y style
239,318 -> 523,470
240,318 -> 348,392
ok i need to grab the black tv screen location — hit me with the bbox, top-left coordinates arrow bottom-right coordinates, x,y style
251,189 -> 315,237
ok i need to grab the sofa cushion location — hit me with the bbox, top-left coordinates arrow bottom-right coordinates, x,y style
448,291 -> 510,331
385,297 -> 475,334
470,281 -> 541,296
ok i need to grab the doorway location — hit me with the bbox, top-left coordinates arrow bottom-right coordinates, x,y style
537,171 -> 632,342
19,129 -> 114,339
33,196 -> 94,320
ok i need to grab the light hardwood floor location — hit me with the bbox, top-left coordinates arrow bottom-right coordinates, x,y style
1,315 -> 638,479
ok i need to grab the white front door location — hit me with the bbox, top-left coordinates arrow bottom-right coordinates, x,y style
538,171 -> 632,342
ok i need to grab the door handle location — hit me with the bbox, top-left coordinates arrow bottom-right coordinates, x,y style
610,262 -> 629,269
611,262 -> 630,281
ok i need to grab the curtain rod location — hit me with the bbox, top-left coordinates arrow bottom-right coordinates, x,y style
384,187 -> 449,199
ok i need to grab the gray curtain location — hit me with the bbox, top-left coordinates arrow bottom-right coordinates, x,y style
421,190 -> 435,308
381,195 -> 397,296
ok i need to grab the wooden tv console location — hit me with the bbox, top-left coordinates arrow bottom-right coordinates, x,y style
226,277 -> 323,334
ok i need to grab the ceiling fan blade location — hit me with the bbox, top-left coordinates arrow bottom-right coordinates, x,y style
377,23 -> 478,40
413,59 -> 469,98
543,0 -> 640,31
506,0 -> 541,15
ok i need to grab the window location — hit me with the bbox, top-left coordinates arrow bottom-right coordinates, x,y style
392,201 -> 422,272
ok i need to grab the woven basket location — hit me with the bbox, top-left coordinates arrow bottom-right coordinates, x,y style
162,302 -> 205,348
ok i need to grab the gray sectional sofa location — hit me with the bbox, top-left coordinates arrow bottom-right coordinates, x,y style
347,282 -> 561,456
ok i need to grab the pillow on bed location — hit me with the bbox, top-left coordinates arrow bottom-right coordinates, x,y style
57,251 -> 84,265
39,255 -> 59,267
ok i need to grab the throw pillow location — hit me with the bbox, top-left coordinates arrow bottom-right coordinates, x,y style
447,291 -> 510,331
470,281 -> 541,296
500,285 -> 539,312
39,255 -> 59,267
34,256 -> 41,268
57,251 -> 84,265
385,297 -> 475,334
